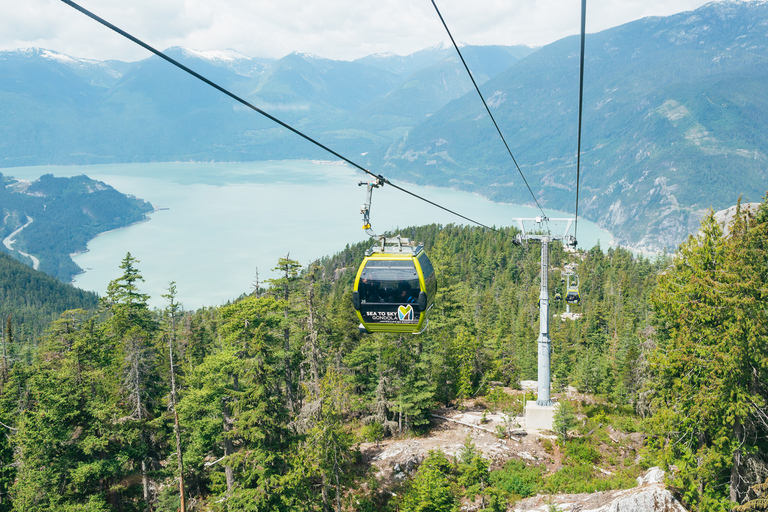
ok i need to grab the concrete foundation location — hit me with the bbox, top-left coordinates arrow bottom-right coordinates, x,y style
524,401 -> 559,430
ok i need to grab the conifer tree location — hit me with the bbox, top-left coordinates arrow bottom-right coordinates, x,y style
298,369 -> 355,512
11,310 -> 129,510
269,256 -> 302,413
101,253 -> 159,509
162,283 -> 186,512
647,199 -> 768,509
735,477 -> 768,511
178,296 -> 290,510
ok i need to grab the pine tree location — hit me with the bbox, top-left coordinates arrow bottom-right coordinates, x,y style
178,296 -> 291,510
11,310 -> 130,510
162,283 -> 186,512
268,256 -> 302,414
298,369 -> 355,512
399,451 -> 457,512
735,477 -> 768,511
646,198 -> 768,510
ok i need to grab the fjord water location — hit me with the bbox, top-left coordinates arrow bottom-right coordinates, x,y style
7,161 -> 613,309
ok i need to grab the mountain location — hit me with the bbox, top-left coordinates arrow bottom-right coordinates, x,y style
0,43 -> 531,165
3,2 -> 768,251
354,41 -> 536,78
1,173 -> 154,281
345,45 -> 532,139
382,0 -> 768,250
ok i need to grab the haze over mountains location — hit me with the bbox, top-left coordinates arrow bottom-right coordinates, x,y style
2,0 -> 767,251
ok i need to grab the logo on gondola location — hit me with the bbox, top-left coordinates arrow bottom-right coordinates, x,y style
398,304 -> 414,321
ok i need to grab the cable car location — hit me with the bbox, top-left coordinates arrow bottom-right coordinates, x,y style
554,292 -> 562,302
352,237 -> 436,334
565,287 -> 580,304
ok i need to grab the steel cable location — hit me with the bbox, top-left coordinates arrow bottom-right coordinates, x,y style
61,0 -> 500,233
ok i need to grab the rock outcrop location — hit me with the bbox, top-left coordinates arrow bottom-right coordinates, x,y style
712,202 -> 761,237
511,467 -> 688,512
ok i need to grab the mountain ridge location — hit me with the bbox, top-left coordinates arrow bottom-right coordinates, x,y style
380,0 -> 768,250
2,1 -> 768,250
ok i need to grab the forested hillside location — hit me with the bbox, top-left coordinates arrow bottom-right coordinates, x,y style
3,3 -> 768,252
0,252 -> 99,340
383,1 -> 768,252
0,196 -> 765,511
1,173 -> 154,281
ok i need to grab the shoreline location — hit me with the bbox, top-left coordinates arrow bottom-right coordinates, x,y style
68,206 -> 166,262
1,160 -> 613,246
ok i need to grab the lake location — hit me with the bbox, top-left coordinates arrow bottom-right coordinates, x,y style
5,161 -> 614,310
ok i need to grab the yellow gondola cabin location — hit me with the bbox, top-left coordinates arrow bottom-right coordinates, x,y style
352,237 -> 436,334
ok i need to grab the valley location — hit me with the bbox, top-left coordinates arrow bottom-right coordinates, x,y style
0,2 -> 767,510
2,2 -> 768,251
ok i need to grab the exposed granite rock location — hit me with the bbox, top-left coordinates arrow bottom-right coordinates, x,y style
711,202 -> 761,237
511,467 -> 688,512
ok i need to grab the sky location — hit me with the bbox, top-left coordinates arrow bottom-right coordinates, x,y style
2,0 -> 718,62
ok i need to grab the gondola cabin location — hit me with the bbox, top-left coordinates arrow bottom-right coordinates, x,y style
565,287 -> 580,305
352,237 -> 436,334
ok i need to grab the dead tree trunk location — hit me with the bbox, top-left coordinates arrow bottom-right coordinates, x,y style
165,286 -> 187,512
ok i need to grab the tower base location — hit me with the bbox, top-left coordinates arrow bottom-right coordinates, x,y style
524,401 -> 559,430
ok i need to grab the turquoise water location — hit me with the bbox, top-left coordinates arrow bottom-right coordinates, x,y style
5,161 -> 613,309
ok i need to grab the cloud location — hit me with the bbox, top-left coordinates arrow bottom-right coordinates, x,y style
1,0 -> 715,62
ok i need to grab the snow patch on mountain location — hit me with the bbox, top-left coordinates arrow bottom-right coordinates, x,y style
292,51 -> 324,61
180,47 -> 251,63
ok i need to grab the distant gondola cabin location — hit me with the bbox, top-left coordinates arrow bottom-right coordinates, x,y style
565,288 -> 580,304
352,240 -> 436,334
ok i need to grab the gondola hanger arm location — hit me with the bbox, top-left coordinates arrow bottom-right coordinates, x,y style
359,176 -> 384,238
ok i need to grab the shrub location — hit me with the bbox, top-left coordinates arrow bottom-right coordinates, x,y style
399,451 -> 457,512
361,422 -> 384,445
563,439 -> 601,464
553,401 -> 577,444
488,459 -> 545,499
485,387 -> 522,414
543,464 -> 640,494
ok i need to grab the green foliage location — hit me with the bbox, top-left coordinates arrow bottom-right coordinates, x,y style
0,252 -> 98,339
456,436 -> 490,491
296,369 -> 357,512
0,218 -> 730,510
1,173 -> 153,281
154,486 -> 181,512
645,198 -> 768,509
487,459 -> 544,499
399,451 -> 458,512
10,311 -> 137,510
553,401 -> 577,444
735,477 -> 768,511
483,387 -> 520,413
361,422 -> 384,444
179,294 -> 291,509
542,464 -> 640,495
562,439 -> 601,465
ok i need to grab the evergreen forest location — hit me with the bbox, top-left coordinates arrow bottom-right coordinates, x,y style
0,196 -> 765,512
0,173 -> 154,281
0,252 -> 99,341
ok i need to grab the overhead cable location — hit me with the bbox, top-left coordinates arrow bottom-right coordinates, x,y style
60,0 -> 499,232
574,0 -> 587,240
430,0 -> 547,219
